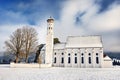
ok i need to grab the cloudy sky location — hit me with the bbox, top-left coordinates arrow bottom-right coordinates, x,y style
0,0 -> 120,52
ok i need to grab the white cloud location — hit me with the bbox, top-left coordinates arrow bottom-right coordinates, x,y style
0,0 -> 120,52
88,4 -> 120,32
54,0 -> 120,52
54,0 -> 96,42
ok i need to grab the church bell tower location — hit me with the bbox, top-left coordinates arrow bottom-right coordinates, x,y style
45,17 -> 54,65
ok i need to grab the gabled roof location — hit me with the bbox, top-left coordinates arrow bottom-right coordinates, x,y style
104,56 -> 112,61
54,43 -> 66,50
66,36 -> 103,48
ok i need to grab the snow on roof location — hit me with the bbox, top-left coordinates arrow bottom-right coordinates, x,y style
66,36 -> 103,48
104,56 -> 112,61
54,43 -> 66,50
41,43 -> 66,50
41,45 -> 46,51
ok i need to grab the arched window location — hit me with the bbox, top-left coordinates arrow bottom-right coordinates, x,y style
96,53 -> 98,56
81,53 -> 84,56
88,53 -> 91,64
54,53 -> 56,55
89,57 -> 91,64
75,57 -> 77,63
96,57 -> 99,64
62,53 -> 64,55
81,57 -> 84,64
61,57 -> 64,63
75,53 -> 77,56
68,57 -> 70,63
54,57 -> 56,63
68,53 -> 70,56
49,27 -> 50,30
81,53 -> 84,64
88,53 -> 91,56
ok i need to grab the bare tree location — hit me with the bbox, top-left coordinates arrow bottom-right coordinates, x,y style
5,28 -> 24,63
22,27 -> 38,62
5,26 -> 38,63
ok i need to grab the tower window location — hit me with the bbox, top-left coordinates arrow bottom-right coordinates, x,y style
96,57 -> 99,64
54,57 -> 56,63
54,53 -> 56,55
49,27 -> 50,30
75,57 -> 77,64
61,57 -> 64,63
62,53 -> 64,55
68,57 -> 71,63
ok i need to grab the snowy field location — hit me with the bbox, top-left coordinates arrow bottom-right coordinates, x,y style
0,65 -> 120,80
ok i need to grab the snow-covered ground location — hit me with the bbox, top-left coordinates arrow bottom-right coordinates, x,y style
0,65 -> 120,80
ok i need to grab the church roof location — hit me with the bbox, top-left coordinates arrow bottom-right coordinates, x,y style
104,56 -> 112,61
54,43 -> 66,50
66,36 -> 103,48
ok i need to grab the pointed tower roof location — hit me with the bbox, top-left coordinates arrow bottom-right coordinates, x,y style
47,16 -> 54,22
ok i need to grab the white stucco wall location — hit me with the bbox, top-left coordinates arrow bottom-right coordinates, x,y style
52,47 -> 103,68
103,60 -> 113,68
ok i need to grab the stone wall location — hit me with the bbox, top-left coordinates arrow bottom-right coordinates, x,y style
10,62 -> 52,68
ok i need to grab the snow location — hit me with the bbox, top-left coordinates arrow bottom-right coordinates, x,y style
104,56 -> 112,61
0,65 -> 120,80
66,36 -> 102,48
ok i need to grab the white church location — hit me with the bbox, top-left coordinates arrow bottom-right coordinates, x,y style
40,17 -> 113,68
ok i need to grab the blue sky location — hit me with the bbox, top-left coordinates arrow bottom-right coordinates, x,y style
0,0 -> 120,52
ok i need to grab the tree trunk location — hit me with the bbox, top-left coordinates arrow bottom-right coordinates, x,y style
25,54 -> 28,63
15,52 -> 19,63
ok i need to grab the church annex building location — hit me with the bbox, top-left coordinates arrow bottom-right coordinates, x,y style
40,17 -> 113,68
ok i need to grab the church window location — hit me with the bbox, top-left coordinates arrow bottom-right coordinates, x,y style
96,53 -> 98,56
81,57 -> 84,64
49,27 -> 50,30
54,57 -> 56,63
88,53 -> 91,56
62,53 -> 64,55
89,57 -> 91,64
75,57 -> 77,63
96,57 -> 99,64
68,53 -> 70,56
61,57 -> 64,63
81,53 -> 84,56
68,57 -> 71,63
75,53 -> 77,56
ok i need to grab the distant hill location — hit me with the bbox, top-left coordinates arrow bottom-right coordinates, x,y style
104,52 -> 120,59
0,52 -> 4,56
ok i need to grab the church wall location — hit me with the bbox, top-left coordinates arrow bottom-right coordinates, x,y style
80,48 -> 86,68
72,49 -> 80,68
40,50 -> 45,64
41,47 -> 103,68
63,47 -> 103,68
65,49 -> 72,67
85,48 -> 93,68
53,49 -> 65,67
93,48 -> 103,68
